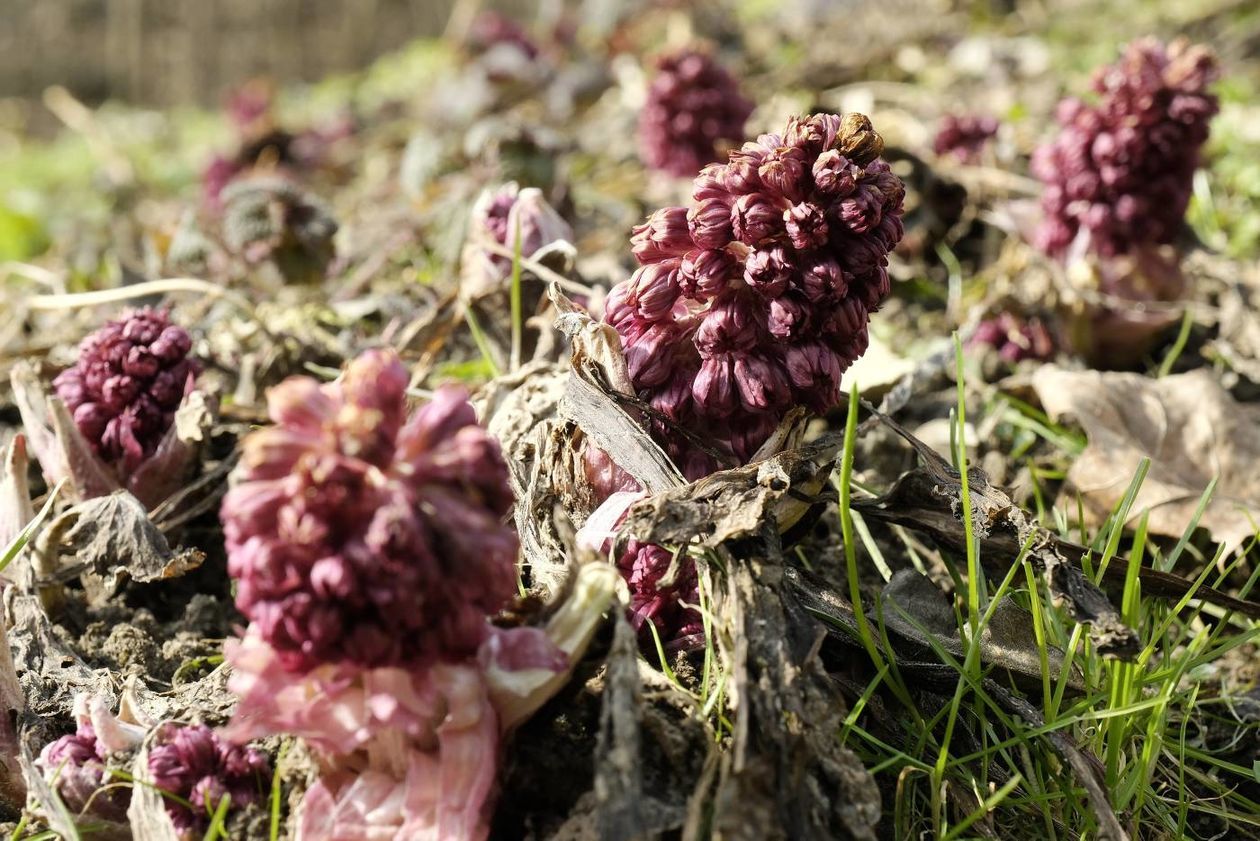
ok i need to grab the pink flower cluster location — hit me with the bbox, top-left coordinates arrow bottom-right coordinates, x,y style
37,698 -> 269,836
1032,38 -> 1219,260
933,114 -> 999,163
53,308 -> 198,476
619,539 -> 703,645
607,112 -> 905,472
639,49 -> 754,178
38,723 -> 130,822
147,723 -> 271,834
221,349 -> 596,839
222,350 -> 517,673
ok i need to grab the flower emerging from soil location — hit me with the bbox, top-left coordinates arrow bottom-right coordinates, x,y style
639,49 -> 754,178
461,182 -> 575,301
933,114 -> 999,163
221,349 -> 518,674
969,313 -> 1056,363
53,308 -> 199,477
147,723 -> 271,834
38,724 -> 126,820
1032,38 -> 1219,260
223,352 -> 616,840
608,112 -> 905,471
35,695 -> 149,825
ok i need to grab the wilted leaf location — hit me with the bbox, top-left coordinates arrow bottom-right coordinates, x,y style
40,492 -> 204,601
1032,366 -> 1260,554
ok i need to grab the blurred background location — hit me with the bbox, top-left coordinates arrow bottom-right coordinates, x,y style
0,0 -> 534,112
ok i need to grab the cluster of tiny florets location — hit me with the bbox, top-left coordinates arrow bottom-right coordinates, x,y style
53,308 -> 198,474
1032,38 -> 1219,259
933,114 -> 999,163
221,349 -> 517,673
37,724 -> 128,821
607,112 -> 905,471
639,49 -> 754,178
147,723 -> 271,834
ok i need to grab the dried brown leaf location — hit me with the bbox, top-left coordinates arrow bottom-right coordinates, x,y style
1033,366 -> 1260,554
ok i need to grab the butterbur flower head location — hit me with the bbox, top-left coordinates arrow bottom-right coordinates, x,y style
639,49 -> 754,178
619,540 -> 703,646
605,112 -> 905,467
933,114 -> 999,163
147,723 -> 271,835
221,349 -> 518,673
1032,38 -> 1218,261
36,694 -> 149,824
53,308 -> 198,476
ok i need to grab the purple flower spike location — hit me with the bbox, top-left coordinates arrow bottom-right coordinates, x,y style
53,308 -> 198,476
147,723 -> 271,834
606,112 -> 905,468
1032,38 -> 1218,261
639,49 -> 755,178
221,349 -> 518,673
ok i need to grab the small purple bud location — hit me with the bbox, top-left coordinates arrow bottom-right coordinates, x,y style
743,247 -> 794,298
836,183 -> 884,234
687,198 -> 734,249
784,202 -> 829,250
733,353 -> 789,412
812,150 -> 857,196
691,355 -> 738,418
758,145 -> 808,201
632,207 -> 693,263
694,293 -> 758,355
731,193 -> 784,245
680,248 -> 736,300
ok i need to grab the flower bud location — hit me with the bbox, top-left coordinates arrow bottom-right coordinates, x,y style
732,192 -> 785,245
680,248 -> 737,299
812,150 -> 858,197
687,198 -> 734,249
758,145 -> 809,201
784,201 -> 829,250
744,246 -> 794,298
631,206 -> 693,263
